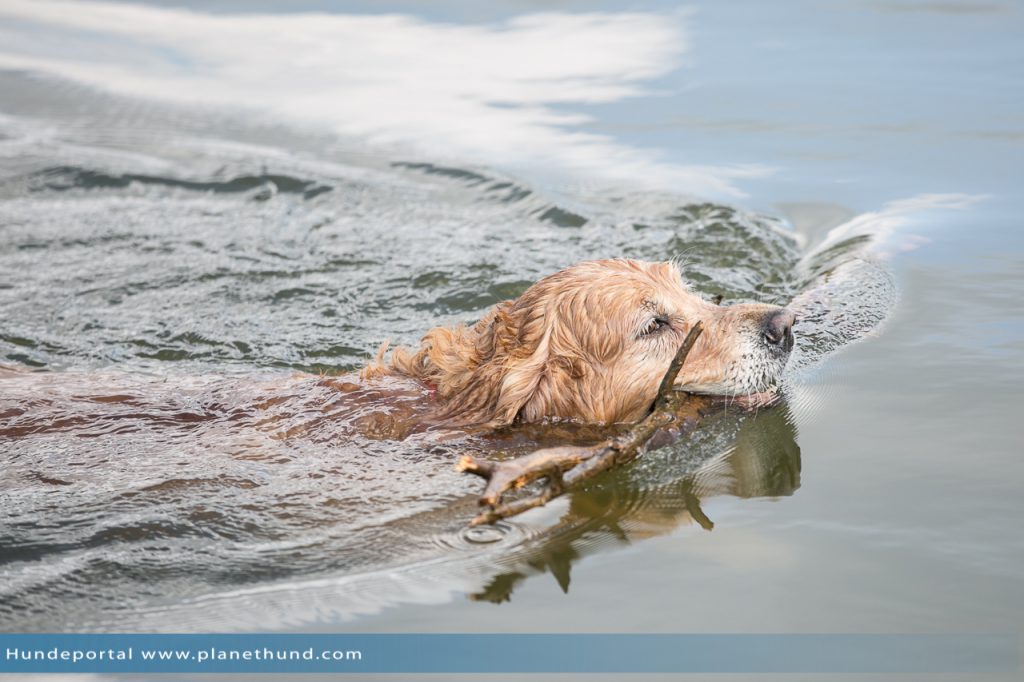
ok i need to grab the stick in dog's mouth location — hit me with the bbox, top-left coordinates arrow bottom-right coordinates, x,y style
459,322 -> 707,525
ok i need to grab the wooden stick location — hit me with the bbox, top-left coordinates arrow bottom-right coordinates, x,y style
460,322 -> 704,525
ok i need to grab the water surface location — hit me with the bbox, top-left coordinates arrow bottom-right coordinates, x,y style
0,1 -> 1021,679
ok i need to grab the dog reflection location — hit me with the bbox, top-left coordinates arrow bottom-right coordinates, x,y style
469,398 -> 801,602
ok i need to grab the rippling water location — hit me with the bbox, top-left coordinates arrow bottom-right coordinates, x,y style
1,0 -> 1022,660
0,78 -> 895,630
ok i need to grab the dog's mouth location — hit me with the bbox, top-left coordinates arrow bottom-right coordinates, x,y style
715,389 -> 783,409
674,330 -> 793,401
736,338 -> 793,396
676,379 -> 786,405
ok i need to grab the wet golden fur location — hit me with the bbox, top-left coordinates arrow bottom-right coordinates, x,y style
362,259 -> 792,428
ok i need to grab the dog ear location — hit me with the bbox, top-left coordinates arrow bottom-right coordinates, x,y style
490,329 -> 552,425
432,296 -> 552,426
386,271 -> 586,426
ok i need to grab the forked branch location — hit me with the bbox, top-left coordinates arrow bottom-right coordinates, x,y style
458,322 -> 704,526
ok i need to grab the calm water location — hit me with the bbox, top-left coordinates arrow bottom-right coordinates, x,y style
1,1 -> 1022,680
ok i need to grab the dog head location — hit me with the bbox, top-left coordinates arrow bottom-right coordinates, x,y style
386,259 -> 795,426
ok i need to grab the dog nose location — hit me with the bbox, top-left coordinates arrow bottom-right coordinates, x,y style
763,309 -> 796,351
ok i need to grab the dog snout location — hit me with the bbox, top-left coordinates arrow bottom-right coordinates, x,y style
763,309 -> 796,352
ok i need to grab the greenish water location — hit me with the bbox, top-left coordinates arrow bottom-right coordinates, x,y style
0,1 -> 1022,680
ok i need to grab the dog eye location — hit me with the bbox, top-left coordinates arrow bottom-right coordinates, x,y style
641,316 -> 671,336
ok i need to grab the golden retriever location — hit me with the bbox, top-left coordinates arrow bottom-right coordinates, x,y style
0,259 -> 794,444
361,258 -> 795,428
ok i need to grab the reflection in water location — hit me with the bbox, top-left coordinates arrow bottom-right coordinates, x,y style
0,0 -> 767,197
470,399 -> 801,603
